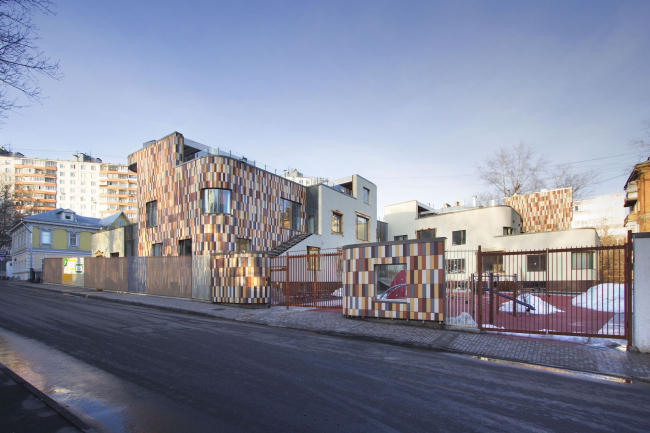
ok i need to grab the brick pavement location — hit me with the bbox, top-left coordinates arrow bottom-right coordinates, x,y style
9,281 -> 650,381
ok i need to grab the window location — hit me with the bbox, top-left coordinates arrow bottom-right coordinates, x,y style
236,238 -> 251,253
363,187 -> 370,204
59,180 -> 64,185
280,199 -> 301,231
445,258 -> 466,274
416,228 -> 436,239
527,254 -> 546,272
152,243 -> 163,256
60,188 -> 65,194
394,235 -> 407,241
482,254 -> 504,273
201,189 -> 231,214
40,231 -> 52,246
572,252 -> 594,270
306,214 -> 317,234
70,172 -> 75,177
307,246 -> 320,270
356,215 -> 369,241
60,172 -> 65,176
503,227 -> 513,236
68,232 -> 78,248
117,219 -> 125,227
452,230 -> 466,246
375,264 -> 407,300
178,238 -> 192,256
332,211 -> 343,234
146,201 -> 157,228
110,252 -> 120,257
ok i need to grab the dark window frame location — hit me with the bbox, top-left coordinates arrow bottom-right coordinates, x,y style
201,188 -> 231,215
416,228 -> 436,239
280,199 -> 301,231
332,211 -> 343,235
178,238 -> 192,256
452,230 -> 466,246
445,258 -> 466,274
356,214 -> 369,241
571,252 -> 594,270
527,254 -> 547,272
394,235 -> 407,241
146,200 -> 157,228
152,243 -> 163,257
307,246 -> 320,270
236,238 -> 251,253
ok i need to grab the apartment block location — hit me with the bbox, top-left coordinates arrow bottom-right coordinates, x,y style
504,187 -> 573,233
0,148 -> 137,221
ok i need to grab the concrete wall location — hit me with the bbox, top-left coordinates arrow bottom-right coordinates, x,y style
633,234 -> 650,353
492,228 -> 600,250
92,227 -> 126,257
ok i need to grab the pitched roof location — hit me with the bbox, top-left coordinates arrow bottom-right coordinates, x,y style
97,211 -> 129,227
21,208 -> 102,228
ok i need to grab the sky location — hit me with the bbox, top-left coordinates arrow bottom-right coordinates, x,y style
1,0 -> 649,217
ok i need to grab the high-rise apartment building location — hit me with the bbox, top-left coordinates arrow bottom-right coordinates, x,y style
0,148 -> 137,221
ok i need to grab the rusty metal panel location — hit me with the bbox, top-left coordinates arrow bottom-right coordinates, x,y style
43,258 -> 62,284
146,256 -> 192,298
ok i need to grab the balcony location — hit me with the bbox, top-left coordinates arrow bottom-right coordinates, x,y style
625,181 -> 638,207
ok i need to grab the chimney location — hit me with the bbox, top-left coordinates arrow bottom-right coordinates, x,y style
472,196 -> 477,207
490,199 -> 496,207
454,201 -> 460,207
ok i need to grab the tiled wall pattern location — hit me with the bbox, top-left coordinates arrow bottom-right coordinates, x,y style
504,188 -> 573,233
342,240 -> 445,321
128,132 -> 305,257
213,253 -> 270,304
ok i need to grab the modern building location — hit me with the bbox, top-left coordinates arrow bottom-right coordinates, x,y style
384,199 -> 598,251
624,159 -> 650,233
9,208 -> 122,280
571,193 -> 628,239
127,132 -> 307,256
504,187 -> 573,233
0,149 -> 137,221
283,168 -> 328,187
287,174 -> 378,254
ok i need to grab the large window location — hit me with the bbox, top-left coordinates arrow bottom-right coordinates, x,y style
356,215 -> 369,241
201,189 -> 231,214
482,254 -> 504,273
280,199 -> 301,231
146,200 -> 157,228
307,246 -> 320,270
152,243 -> 163,256
452,230 -> 466,246
416,228 -> 436,239
375,264 -> 407,300
332,211 -> 343,234
178,239 -> 192,256
394,235 -> 407,241
527,254 -> 546,272
236,238 -> 251,253
572,252 -> 594,270
446,258 -> 466,274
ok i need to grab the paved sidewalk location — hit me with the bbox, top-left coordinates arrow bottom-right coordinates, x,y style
10,281 -> 650,382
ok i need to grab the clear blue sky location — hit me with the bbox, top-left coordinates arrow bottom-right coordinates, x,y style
2,0 -> 649,217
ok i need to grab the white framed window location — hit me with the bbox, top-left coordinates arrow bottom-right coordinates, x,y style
40,230 -> 52,246
68,232 -> 78,248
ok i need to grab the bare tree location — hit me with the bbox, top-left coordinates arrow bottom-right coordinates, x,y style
0,181 -> 26,252
546,163 -> 595,200
630,118 -> 650,151
478,141 -> 548,198
0,0 -> 61,122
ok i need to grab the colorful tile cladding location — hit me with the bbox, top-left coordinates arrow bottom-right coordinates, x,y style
128,132 -> 306,256
213,253 -> 270,304
342,239 -> 445,322
505,187 -> 573,233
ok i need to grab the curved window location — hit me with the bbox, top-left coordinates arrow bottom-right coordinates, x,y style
201,189 -> 231,214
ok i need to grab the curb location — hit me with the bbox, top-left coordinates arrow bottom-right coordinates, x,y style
0,362 -> 98,433
7,282 -> 647,384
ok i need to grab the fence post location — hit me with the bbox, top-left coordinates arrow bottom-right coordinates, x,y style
477,246 -> 482,329
626,230 -> 633,348
313,263 -> 317,309
546,248 -> 550,335
285,253 -> 290,310
488,271 -> 494,324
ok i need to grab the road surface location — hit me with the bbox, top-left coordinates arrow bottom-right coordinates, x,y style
0,283 -> 648,432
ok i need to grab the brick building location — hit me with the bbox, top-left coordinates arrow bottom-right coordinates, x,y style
624,159 -> 650,233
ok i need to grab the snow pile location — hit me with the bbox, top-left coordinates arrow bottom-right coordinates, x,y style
499,294 -> 564,315
332,288 -> 343,297
445,312 -> 478,327
572,284 -> 625,313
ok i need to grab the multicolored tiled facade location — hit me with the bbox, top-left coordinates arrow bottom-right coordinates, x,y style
128,132 -> 306,257
342,239 -> 445,321
212,253 -> 270,304
504,188 -> 573,233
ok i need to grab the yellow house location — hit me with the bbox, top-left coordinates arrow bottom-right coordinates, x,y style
9,209 -> 127,281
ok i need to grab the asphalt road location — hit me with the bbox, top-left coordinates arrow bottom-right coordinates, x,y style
0,283 -> 649,433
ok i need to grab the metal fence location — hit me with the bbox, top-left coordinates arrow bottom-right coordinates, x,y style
476,241 -> 632,343
270,252 -> 343,308
444,250 -> 479,328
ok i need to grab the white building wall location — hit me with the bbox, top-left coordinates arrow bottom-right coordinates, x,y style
56,160 -> 101,218
633,234 -> 650,353
572,193 -> 628,238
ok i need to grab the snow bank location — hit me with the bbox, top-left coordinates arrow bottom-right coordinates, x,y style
571,284 -> 625,313
445,312 -> 478,327
332,288 -> 343,297
499,294 -> 564,315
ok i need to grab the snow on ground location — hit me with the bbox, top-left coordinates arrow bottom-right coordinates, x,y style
498,294 -> 564,315
572,284 -> 625,313
598,314 -> 625,336
332,288 -> 343,297
445,312 -> 478,327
